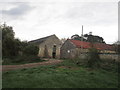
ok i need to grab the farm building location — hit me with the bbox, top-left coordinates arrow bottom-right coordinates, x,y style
29,34 -> 62,58
60,39 -> 116,60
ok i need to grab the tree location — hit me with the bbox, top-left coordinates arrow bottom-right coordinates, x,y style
1,23 -> 27,59
71,33 -> 105,43
19,41 -> 28,52
87,38 -> 101,68
1,23 -> 21,58
71,34 -> 86,41
87,47 -> 101,68
84,34 -> 105,43
22,44 -> 39,55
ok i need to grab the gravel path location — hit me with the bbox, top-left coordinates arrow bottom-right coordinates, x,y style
1,59 -> 63,72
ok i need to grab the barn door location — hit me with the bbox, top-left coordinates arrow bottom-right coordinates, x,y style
52,45 -> 56,58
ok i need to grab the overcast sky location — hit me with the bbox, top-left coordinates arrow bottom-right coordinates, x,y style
0,0 -> 119,44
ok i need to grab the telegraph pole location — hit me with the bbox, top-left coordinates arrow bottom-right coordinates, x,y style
82,25 -> 83,37
81,25 -> 83,57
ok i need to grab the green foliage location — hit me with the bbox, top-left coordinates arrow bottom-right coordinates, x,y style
71,34 -> 86,41
1,24 -> 21,58
59,59 -> 78,67
2,26 -> 14,40
1,23 -> 40,64
22,44 -> 39,55
100,59 -> 118,72
2,41 -> 40,64
19,41 -> 28,51
71,34 -> 105,43
84,34 -> 105,43
87,48 -> 101,68
3,55 -> 44,65
14,55 -> 40,63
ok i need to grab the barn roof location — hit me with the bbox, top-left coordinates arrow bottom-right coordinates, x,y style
29,34 -> 56,44
69,39 -> 114,51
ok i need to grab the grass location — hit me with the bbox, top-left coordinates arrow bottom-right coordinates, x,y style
2,55 -> 45,65
2,59 -> 45,65
2,60 -> 118,88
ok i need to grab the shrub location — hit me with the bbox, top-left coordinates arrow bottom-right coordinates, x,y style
13,55 -> 43,63
22,44 -> 39,55
3,55 -> 44,65
100,59 -> 118,72
87,48 -> 101,68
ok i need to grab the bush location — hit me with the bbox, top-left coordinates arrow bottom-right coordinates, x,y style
100,59 -> 118,72
23,44 -> 39,55
3,55 -> 44,65
14,55 -> 43,63
87,48 -> 101,68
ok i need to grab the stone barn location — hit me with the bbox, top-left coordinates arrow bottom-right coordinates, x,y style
29,34 -> 62,58
60,39 -> 116,59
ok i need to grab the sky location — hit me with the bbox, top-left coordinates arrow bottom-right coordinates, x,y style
0,0 -> 119,44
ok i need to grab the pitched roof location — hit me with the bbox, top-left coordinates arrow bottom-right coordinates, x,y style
29,34 -> 56,44
70,39 -> 90,48
69,39 -> 114,51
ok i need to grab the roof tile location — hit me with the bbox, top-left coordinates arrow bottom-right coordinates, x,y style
70,39 -> 114,50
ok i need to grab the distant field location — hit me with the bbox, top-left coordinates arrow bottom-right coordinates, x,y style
2,60 -> 118,88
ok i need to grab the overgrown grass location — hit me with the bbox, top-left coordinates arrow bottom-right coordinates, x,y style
65,58 -> 118,72
2,60 -> 118,88
2,55 -> 45,65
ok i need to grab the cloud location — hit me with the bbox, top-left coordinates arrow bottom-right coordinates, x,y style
31,2 -> 117,27
3,4 -> 31,15
62,2 -> 117,26
1,2 -> 34,20
0,1 -> 117,44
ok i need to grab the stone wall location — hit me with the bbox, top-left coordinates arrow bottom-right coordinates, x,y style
76,53 -> 118,62
38,35 -> 62,58
60,40 -> 76,59
61,46 -> 119,61
99,54 -> 119,61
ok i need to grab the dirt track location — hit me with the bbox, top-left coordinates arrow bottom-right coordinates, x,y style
1,59 -> 63,72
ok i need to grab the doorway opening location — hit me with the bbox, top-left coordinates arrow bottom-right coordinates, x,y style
52,44 -> 56,58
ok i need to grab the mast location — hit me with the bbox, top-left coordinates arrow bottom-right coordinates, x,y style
81,25 -> 83,55
82,25 -> 83,37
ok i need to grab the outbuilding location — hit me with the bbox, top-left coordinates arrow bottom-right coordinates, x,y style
29,34 -> 62,58
60,39 -> 115,59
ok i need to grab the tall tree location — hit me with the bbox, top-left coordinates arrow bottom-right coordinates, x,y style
84,34 -> 105,43
1,23 -> 21,58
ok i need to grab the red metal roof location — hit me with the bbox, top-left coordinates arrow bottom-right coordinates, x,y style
69,39 -> 114,50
